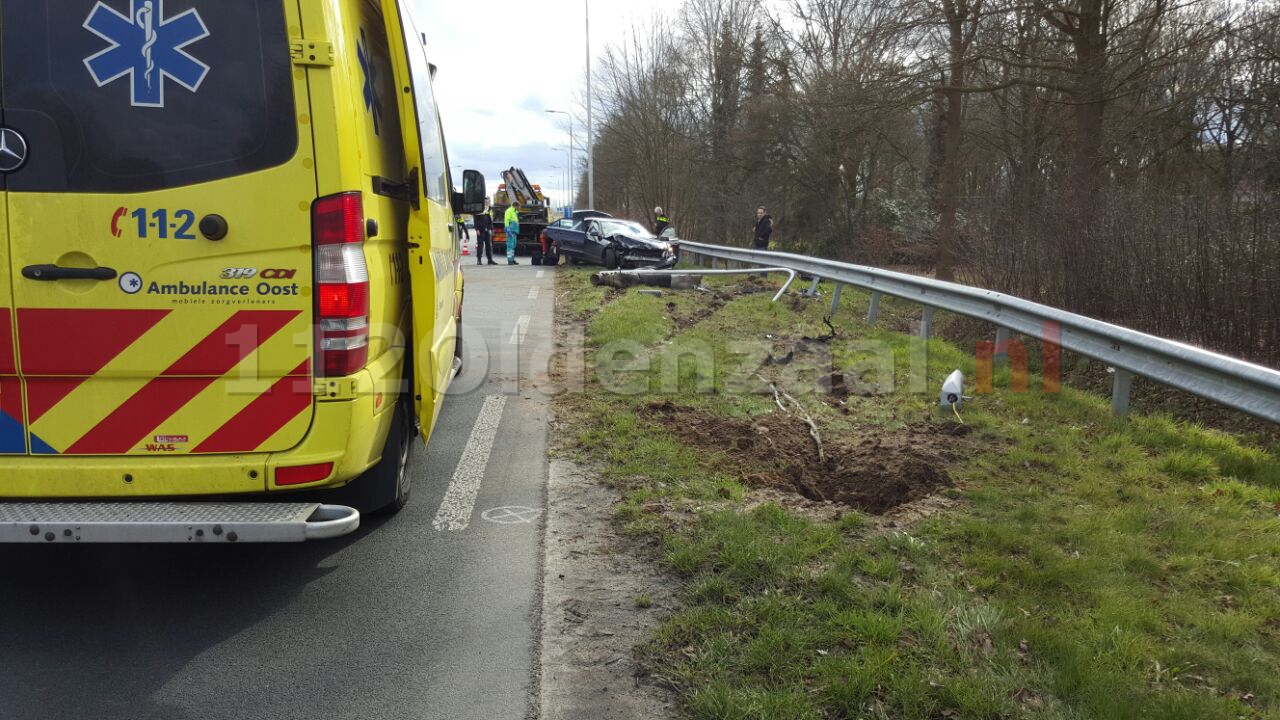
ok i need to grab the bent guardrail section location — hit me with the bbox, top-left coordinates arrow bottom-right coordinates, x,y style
680,241 -> 1280,424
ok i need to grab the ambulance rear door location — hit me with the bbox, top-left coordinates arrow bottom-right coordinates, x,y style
2,0 -> 319,458
379,0 -> 460,439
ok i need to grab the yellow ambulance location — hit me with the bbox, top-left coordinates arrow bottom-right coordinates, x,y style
0,0 -> 486,541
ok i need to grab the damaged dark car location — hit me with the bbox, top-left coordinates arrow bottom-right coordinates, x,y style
543,218 -> 678,269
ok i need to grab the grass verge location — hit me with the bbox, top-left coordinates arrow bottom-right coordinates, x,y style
552,266 -> 1280,720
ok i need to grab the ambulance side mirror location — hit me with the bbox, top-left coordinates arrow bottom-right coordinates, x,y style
461,170 -> 487,215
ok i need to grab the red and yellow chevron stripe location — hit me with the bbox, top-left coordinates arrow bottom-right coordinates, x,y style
19,309 -> 314,456
0,310 -> 24,454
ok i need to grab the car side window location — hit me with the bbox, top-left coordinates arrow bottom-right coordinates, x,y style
393,5 -> 447,203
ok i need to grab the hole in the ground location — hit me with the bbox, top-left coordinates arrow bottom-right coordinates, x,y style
646,401 -> 970,514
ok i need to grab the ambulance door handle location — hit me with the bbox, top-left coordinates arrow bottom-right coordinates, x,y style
22,265 -> 118,282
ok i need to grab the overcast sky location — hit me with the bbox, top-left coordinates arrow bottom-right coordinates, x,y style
413,0 -> 683,208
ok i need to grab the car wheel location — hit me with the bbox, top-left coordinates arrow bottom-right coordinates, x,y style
347,395 -> 414,515
545,250 -> 560,266
603,247 -> 619,270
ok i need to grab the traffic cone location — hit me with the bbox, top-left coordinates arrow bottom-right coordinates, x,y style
462,238 -> 471,257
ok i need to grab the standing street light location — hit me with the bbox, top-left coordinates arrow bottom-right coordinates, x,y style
553,146 -> 571,209
546,111 -> 574,206
551,165 -> 572,211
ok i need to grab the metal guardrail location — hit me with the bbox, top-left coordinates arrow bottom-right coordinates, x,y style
681,241 -> 1280,423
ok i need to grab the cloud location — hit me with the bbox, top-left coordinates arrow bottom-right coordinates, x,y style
518,93 -> 546,114
411,0 -> 686,206
450,141 -> 579,208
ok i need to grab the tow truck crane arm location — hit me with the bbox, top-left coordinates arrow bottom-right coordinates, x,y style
501,167 -> 544,210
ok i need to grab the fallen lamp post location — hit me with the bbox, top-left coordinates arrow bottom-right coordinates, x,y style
590,267 -> 799,303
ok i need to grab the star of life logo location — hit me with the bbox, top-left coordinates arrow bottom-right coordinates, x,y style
120,272 -> 143,295
83,0 -> 210,108
356,28 -> 384,135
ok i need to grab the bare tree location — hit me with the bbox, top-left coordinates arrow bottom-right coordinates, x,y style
585,0 -> 1280,364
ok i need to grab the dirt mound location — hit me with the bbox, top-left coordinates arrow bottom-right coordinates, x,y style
646,401 -> 967,514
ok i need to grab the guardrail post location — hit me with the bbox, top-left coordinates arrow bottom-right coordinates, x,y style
830,283 -> 844,313
995,327 -> 1010,362
1111,369 -> 1134,416
921,307 -> 935,339
805,277 -> 820,297
867,292 -> 881,325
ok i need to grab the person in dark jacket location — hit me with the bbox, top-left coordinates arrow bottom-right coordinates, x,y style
653,206 -> 670,237
753,206 -> 773,249
474,204 -> 496,265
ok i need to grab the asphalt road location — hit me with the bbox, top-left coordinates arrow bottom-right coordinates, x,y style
0,260 -> 556,720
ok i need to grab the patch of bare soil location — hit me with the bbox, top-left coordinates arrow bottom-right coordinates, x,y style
646,400 -> 970,514
737,274 -> 773,290
666,296 -> 728,331
707,275 -> 775,300
879,492 -> 962,529
744,487 -> 845,522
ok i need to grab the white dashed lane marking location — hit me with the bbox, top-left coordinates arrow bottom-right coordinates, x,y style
536,271 -> 545,279
432,395 -> 507,532
528,287 -> 540,300
509,315 -> 531,345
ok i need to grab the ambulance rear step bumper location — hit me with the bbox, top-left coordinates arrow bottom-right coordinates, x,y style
0,502 -> 360,543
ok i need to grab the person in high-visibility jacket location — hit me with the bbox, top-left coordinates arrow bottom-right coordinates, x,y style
504,202 -> 521,265
653,206 -> 670,237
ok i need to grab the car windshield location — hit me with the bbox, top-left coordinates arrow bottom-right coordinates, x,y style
599,220 -> 652,237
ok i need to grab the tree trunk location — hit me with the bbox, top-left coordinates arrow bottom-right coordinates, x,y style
935,6 -> 968,282
1065,0 -> 1108,314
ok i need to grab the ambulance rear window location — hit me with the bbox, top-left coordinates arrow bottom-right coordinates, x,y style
1,0 -> 297,193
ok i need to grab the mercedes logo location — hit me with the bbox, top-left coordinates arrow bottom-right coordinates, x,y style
0,128 -> 28,173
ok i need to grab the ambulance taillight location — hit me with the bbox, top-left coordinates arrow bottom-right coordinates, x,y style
313,192 -> 370,377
